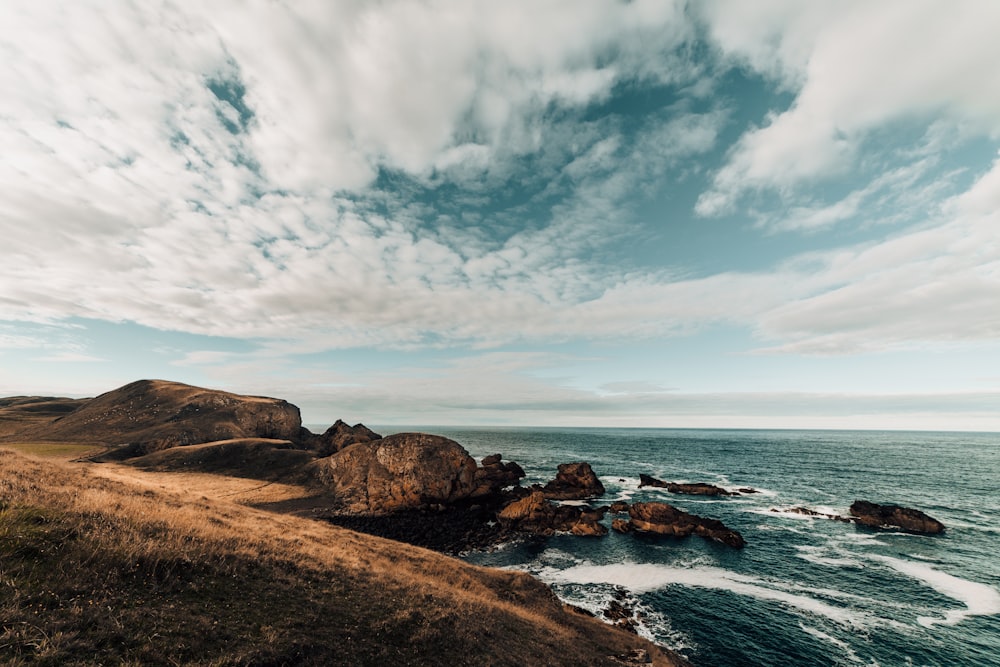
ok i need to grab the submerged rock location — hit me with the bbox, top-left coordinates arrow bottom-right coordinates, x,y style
849,500 -> 945,534
776,507 -> 853,523
539,462 -> 606,500
627,502 -> 745,548
318,433 -> 477,514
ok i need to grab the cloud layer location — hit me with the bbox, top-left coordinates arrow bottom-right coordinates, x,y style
2,0 -> 999,381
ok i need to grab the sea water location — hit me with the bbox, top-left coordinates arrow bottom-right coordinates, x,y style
395,428 -> 1000,667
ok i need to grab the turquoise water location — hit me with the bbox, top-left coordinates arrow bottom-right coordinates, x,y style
393,428 -> 1000,667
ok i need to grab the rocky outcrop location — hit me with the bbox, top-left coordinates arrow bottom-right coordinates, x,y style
28,380 -> 303,457
625,502 -> 745,548
540,462 -> 605,500
639,474 -> 733,496
314,420 -> 382,456
638,473 -> 668,488
773,507 -> 853,523
471,454 -> 526,497
666,482 -> 734,496
608,501 -> 630,514
849,500 -> 945,534
611,518 -> 633,533
498,491 -> 607,537
318,433 -> 477,514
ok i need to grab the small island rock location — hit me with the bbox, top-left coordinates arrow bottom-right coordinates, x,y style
540,462 -> 606,500
628,502 -> 745,548
849,500 -> 945,534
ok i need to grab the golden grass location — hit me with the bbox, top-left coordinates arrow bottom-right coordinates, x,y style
0,442 -> 104,461
0,449 -> 683,666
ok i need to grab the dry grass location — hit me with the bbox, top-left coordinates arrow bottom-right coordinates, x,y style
0,449 -> 682,666
0,443 -> 102,461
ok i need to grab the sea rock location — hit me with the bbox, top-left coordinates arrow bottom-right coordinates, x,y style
497,491 -> 602,536
738,488 -> 759,494
849,500 -> 945,534
314,420 -> 382,456
776,507 -> 853,523
611,518 -> 633,534
666,482 -> 734,496
471,454 -> 526,498
318,433 -> 477,514
638,473 -> 668,488
608,501 -> 630,514
540,462 -> 606,500
628,502 -> 745,548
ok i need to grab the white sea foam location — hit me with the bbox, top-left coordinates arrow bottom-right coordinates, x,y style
541,562 -> 864,627
795,545 -> 864,568
798,623 -> 875,666
872,556 -> 1000,627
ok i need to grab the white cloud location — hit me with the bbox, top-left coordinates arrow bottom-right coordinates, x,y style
697,0 -> 1000,214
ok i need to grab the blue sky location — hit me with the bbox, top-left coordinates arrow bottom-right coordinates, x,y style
2,1 -> 1000,429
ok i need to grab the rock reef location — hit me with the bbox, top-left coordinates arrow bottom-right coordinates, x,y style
624,501 -> 745,548
539,462 -> 606,500
850,500 -> 945,534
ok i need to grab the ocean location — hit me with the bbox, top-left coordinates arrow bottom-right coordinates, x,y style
387,427 -> 1000,667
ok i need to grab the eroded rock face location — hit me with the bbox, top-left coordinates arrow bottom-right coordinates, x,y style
627,502 -> 745,548
315,420 -> 382,457
849,500 -> 945,534
471,454 -> 526,497
319,433 -> 477,514
540,462 -> 605,500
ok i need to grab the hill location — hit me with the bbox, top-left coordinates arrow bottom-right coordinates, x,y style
0,380 -> 304,456
0,449 -> 681,666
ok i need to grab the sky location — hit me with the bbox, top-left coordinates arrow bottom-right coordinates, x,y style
2,1 -> 1000,430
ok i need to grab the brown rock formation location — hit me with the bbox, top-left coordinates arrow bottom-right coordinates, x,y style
608,501 -> 630,514
314,420 -> 382,456
849,500 -> 945,534
498,491 -> 605,536
318,433 -> 477,514
611,518 -> 633,534
540,462 -> 606,500
9,380 -> 303,457
471,453 -> 526,497
628,502 -> 745,548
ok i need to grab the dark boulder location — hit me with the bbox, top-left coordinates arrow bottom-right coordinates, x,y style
849,500 -> 945,534
540,462 -> 605,500
608,501 -> 630,514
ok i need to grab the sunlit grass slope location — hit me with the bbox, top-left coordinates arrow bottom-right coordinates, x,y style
0,449 -> 681,666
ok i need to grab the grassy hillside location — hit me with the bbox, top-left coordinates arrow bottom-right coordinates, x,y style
0,449 -> 683,666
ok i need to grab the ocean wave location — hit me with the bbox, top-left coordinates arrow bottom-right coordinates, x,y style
541,562 -> 866,627
871,555 -> 1000,627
